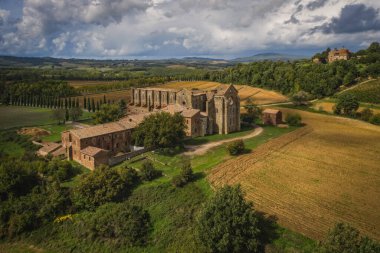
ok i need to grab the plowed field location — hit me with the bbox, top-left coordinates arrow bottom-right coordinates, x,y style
208,108 -> 380,240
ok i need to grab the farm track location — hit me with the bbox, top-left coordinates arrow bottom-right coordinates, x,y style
208,108 -> 380,240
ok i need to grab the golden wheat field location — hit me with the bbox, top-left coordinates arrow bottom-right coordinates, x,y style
208,108 -> 380,240
157,81 -> 288,105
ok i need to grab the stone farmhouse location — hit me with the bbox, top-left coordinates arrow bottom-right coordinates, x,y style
62,84 -> 241,170
328,48 -> 350,63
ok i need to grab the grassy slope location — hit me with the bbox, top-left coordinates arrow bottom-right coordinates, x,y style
0,106 -> 54,130
1,125 -> 319,253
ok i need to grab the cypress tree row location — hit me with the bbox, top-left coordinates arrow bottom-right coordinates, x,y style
87,98 -> 91,111
91,98 -> 95,112
83,97 -> 87,109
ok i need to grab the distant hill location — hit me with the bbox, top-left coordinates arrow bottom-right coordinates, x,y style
231,53 -> 307,62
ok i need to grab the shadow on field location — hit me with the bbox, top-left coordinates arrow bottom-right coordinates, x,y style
256,211 -> 280,252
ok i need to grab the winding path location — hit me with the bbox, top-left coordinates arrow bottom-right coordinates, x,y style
183,126 -> 263,156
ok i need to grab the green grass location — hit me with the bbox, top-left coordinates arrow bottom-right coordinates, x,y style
0,106 -> 55,130
184,125 -> 255,145
0,141 -> 25,157
40,124 -> 72,142
1,125 -> 317,253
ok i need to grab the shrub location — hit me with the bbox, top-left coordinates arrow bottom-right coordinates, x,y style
285,113 -> 302,126
334,94 -> 359,116
321,223 -> 380,253
359,108 -> 374,122
77,203 -> 151,246
140,161 -> 162,181
73,166 -> 131,210
227,139 -> 245,155
197,185 -> 260,252
292,91 -> 311,106
172,160 -> 194,187
369,113 -> 380,125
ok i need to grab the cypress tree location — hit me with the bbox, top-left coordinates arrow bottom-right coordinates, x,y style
87,98 -> 91,111
75,98 -> 79,108
83,97 -> 87,109
103,95 -> 106,104
68,97 -> 72,108
65,98 -> 68,109
91,98 -> 95,112
96,101 -> 100,111
65,109 -> 69,121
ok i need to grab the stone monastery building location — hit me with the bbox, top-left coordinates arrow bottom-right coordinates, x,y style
62,84 -> 240,170
328,48 -> 350,63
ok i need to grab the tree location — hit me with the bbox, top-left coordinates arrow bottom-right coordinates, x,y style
87,97 -> 91,111
285,113 -> 302,126
94,104 -> 123,124
118,99 -> 127,117
91,98 -> 95,112
83,97 -> 87,109
242,98 -> 262,124
321,223 -> 380,253
343,72 -> 355,85
335,94 -> 359,116
291,91 -> 311,106
51,108 -> 66,124
227,139 -> 245,155
77,203 -> 151,246
69,107 -> 83,122
197,185 -> 260,252
132,112 -> 186,148
139,161 -> 162,181
172,160 -> 194,187
73,166 -> 131,210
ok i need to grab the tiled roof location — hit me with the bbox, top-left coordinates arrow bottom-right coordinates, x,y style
181,108 -> 200,118
70,121 -> 131,139
160,104 -> 200,118
38,142 -> 61,154
263,108 -> 280,114
80,146 -> 108,157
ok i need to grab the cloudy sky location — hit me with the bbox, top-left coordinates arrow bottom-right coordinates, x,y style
0,0 -> 379,59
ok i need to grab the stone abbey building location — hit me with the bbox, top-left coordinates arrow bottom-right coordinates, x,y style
131,84 -> 240,135
62,84 -> 240,170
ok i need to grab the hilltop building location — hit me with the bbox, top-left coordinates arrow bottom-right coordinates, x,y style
62,84 -> 241,170
328,48 -> 350,63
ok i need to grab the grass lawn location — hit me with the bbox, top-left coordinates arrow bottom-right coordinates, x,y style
0,106 -> 55,130
184,125 -> 255,145
0,141 -> 25,157
40,124 -> 71,142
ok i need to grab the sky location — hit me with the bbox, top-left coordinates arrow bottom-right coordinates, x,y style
0,0 -> 379,59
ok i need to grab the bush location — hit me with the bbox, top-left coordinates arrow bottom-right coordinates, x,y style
334,94 -> 359,116
140,161 -> 162,181
369,113 -> 380,125
73,166 -> 131,210
77,202 -> 151,246
197,185 -> 260,252
172,160 -> 194,187
321,223 -> 380,253
292,91 -> 311,106
227,139 -> 245,155
359,108 -> 374,122
285,113 -> 302,126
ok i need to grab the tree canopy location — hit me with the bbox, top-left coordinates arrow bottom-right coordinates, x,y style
132,112 -> 186,148
197,185 -> 260,253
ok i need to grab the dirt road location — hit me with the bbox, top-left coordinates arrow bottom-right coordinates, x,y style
184,126 -> 263,156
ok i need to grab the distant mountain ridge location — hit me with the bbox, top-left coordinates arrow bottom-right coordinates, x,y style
231,53 -> 307,62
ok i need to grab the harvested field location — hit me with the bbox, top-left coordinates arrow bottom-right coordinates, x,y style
18,127 -> 50,138
208,108 -> 380,240
157,81 -> 288,105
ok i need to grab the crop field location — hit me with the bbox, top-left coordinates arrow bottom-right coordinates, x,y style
338,79 -> 380,104
208,108 -> 380,240
156,81 -> 289,105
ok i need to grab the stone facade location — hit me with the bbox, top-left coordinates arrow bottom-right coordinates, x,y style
328,48 -> 350,63
262,109 -> 282,126
131,84 -> 240,135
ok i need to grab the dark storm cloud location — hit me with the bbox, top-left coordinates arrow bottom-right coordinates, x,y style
319,4 -> 380,34
285,4 -> 303,24
306,0 -> 328,11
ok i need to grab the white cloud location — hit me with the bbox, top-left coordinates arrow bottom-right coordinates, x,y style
0,0 -> 379,57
